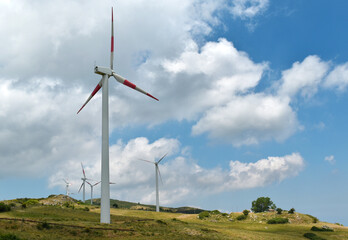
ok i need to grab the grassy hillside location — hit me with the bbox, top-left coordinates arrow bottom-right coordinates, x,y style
92,198 -> 205,214
0,197 -> 347,239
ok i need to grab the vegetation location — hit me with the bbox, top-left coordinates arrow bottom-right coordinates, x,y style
288,208 -> 295,214
311,226 -> 334,232
276,208 -> 283,214
306,214 -> 319,223
243,209 -> 250,216
198,211 -> 210,219
0,203 -> 11,213
267,217 -> 289,224
303,232 -> 326,240
251,197 -> 276,213
0,196 -> 347,239
236,214 -> 247,220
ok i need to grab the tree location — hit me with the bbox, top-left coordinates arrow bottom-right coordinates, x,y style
243,209 -> 250,216
288,208 -> 295,214
251,197 -> 276,213
276,208 -> 282,214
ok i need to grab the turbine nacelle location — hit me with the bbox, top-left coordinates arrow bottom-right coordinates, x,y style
94,66 -> 113,76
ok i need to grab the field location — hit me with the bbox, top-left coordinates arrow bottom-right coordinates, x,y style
0,197 -> 347,239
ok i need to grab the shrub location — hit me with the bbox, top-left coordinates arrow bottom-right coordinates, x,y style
0,203 -> 11,212
311,226 -> 333,232
288,208 -> 295,214
83,207 -> 90,211
276,208 -> 282,214
303,232 -> 326,240
211,210 -> 221,215
24,199 -> 39,206
221,213 -> 228,217
243,210 -> 249,216
236,214 -> 247,220
251,197 -> 276,213
112,203 -> 118,208
267,217 -> 289,224
198,211 -> 210,219
0,233 -> 22,240
21,203 -> 27,209
306,214 -> 319,223
37,221 -> 50,230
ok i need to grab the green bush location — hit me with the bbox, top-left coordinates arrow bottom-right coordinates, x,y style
236,214 -> 247,220
303,232 -> 326,240
251,197 -> 276,213
24,199 -> 39,206
0,203 -> 11,212
0,233 -> 22,240
198,211 -> 210,219
243,209 -> 249,216
83,207 -> 90,211
311,226 -> 333,232
267,217 -> 289,224
276,208 -> 282,214
37,221 -> 50,230
211,210 -> 221,214
288,208 -> 295,214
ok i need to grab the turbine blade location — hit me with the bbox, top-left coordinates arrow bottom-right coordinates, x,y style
93,181 -> 101,186
112,73 -> 159,101
157,166 -> 163,185
137,158 -> 155,164
109,182 -> 115,185
78,182 -> 84,193
110,7 -> 114,70
77,79 -> 103,114
63,179 -> 68,184
86,181 -> 92,186
157,153 -> 168,164
81,162 -> 86,178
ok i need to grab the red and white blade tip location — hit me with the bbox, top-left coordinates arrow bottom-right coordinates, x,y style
77,82 -> 102,114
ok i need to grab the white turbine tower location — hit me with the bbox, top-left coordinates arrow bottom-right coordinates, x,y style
63,179 -> 72,196
139,153 -> 167,212
78,163 -> 91,203
77,8 -> 158,224
86,181 -> 101,205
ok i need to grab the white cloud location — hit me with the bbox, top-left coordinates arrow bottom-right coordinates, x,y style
323,63 -> 348,92
229,0 -> 269,19
192,94 -> 299,146
324,155 -> 335,164
277,55 -> 330,98
48,137 -> 304,205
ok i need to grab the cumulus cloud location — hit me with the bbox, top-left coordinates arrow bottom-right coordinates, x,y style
324,155 -> 335,164
229,0 -> 269,19
192,94 -> 299,146
49,137 -> 304,205
323,63 -> 348,92
277,55 -> 330,98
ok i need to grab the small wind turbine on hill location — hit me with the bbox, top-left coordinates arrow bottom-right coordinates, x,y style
78,163 -> 91,203
138,153 -> 167,212
63,179 -> 72,196
77,7 -> 158,224
86,181 -> 100,205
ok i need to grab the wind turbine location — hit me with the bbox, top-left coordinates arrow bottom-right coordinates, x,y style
77,8 -> 158,224
86,181 -> 101,205
139,153 -> 167,212
78,163 -> 91,203
63,179 -> 72,196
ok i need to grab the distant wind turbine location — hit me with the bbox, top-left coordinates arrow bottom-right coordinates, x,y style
139,153 -> 167,212
86,181 -> 101,205
77,7 -> 158,224
63,179 -> 72,196
78,163 -> 91,203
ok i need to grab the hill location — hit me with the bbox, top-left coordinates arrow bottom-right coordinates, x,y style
0,196 -> 347,239
91,198 -> 205,214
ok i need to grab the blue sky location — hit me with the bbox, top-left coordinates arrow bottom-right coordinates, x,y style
0,0 -> 348,226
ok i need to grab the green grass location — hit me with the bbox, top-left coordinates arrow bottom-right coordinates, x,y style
0,203 -> 347,239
